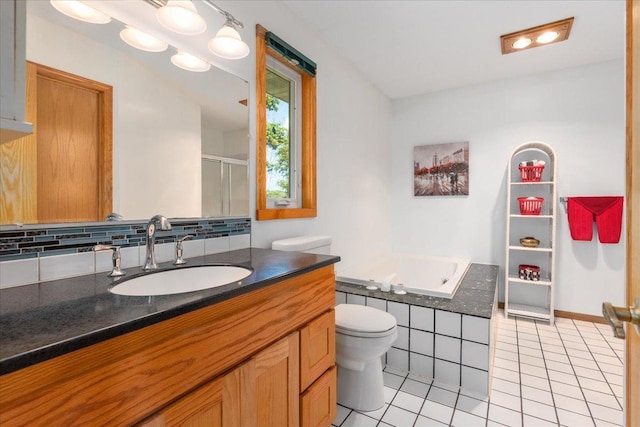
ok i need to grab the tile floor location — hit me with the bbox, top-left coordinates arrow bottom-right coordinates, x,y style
332,311 -> 625,427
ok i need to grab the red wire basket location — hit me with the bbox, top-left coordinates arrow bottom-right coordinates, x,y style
518,197 -> 543,215
518,165 -> 545,182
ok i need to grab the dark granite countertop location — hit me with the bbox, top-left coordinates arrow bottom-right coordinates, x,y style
336,263 -> 499,318
0,248 -> 340,375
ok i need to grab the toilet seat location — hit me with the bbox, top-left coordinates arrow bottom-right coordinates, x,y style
335,304 -> 397,338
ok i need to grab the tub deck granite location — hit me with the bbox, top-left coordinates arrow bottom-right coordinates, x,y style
335,263 -> 500,395
336,263 -> 499,318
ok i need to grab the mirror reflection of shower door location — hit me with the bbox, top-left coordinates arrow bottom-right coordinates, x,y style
228,163 -> 248,216
202,156 -> 248,217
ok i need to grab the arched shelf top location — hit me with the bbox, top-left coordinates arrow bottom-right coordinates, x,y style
510,141 -> 556,163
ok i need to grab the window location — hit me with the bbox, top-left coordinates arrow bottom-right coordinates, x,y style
256,25 -> 317,220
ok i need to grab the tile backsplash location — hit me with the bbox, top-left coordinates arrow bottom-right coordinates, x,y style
0,218 -> 251,288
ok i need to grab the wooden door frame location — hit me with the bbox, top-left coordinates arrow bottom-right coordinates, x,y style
626,1 -> 639,426
31,61 -> 113,221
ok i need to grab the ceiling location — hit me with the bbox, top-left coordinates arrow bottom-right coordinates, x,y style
281,0 -> 626,100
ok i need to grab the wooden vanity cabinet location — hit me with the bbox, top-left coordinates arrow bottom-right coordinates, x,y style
0,265 -> 337,427
140,332 -> 300,427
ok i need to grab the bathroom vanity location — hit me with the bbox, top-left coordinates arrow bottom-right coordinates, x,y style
0,249 -> 339,426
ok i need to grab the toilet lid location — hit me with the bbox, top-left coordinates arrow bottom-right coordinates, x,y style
335,304 -> 397,335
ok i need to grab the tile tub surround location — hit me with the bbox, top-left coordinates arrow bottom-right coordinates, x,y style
0,248 -> 341,375
0,218 -> 251,287
335,263 -> 499,395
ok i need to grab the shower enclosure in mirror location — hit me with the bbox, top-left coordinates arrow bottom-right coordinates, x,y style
0,0 -> 250,226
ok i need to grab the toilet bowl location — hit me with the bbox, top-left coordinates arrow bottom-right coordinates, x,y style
335,303 -> 398,412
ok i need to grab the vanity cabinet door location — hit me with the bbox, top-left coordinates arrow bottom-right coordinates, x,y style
300,309 -> 335,392
137,371 -> 241,427
240,332 -> 300,427
300,366 -> 337,427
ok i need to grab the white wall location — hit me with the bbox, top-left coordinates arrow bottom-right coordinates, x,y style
390,60 -> 626,316
26,14 -> 202,220
211,1 -> 393,271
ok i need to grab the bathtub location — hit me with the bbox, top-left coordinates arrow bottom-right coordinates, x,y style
336,254 -> 471,299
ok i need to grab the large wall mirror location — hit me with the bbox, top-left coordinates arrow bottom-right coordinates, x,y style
0,0 -> 249,226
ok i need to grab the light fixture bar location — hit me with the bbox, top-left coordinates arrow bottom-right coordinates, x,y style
201,0 -> 243,29
500,17 -> 574,55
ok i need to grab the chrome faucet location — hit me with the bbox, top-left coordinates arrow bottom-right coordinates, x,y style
143,215 -> 172,270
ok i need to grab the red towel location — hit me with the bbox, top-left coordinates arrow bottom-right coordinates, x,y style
567,197 -> 624,243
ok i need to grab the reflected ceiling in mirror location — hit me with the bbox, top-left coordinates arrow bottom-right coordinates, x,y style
0,0 -> 249,226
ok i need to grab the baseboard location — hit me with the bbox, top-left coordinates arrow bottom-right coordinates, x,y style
497,302 -> 606,324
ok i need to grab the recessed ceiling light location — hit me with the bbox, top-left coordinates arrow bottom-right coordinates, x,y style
512,37 -> 532,50
536,31 -> 560,44
500,17 -> 574,55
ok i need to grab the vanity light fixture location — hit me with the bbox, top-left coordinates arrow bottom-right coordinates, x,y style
120,26 -> 169,52
500,17 -> 574,55
207,19 -> 250,59
156,0 -> 207,35
171,50 -> 211,72
49,0 -> 111,24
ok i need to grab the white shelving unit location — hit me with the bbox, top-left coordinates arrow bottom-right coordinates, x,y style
505,142 -> 557,324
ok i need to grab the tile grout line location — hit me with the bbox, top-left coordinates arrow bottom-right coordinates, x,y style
560,318 -> 598,425
534,319 -> 561,426
571,319 -> 624,413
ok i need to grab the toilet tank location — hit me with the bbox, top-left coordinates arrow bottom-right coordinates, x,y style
271,236 -> 332,255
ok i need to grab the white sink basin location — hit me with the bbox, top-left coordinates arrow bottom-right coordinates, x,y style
109,266 -> 252,296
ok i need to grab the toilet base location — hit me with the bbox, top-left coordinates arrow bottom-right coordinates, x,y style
336,358 -> 385,412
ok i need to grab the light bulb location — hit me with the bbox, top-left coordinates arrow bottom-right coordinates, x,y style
512,37 -> 532,49
120,27 -> 168,52
50,0 -> 111,24
208,24 -> 250,60
171,51 -> 211,72
156,0 -> 206,35
536,31 -> 559,44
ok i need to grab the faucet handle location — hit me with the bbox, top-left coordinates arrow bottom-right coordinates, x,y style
174,235 -> 194,265
93,245 -> 126,277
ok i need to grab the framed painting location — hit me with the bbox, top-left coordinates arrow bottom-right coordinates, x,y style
414,142 -> 469,196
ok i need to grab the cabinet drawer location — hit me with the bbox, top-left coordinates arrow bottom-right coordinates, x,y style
300,309 -> 335,392
300,366 -> 336,427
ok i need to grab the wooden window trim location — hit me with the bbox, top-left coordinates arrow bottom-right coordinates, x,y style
256,24 -> 316,220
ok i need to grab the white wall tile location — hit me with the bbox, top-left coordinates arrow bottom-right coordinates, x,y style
435,335 -> 461,363
411,305 -> 434,331
463,315 -> 490,344
182,239 -> 205,259
95,246 -> 140,273
0,258 -> 39,288
410,329 -> 434,356
205,236 -> 229,254
39,252 -> 94,282
346,294 -> 366,305
462,366 -> 489,395
152,242 -> 175,264
436,310 -> 461,337
462,341 -> 489,371
394,326 -> 409,350
387,348 -> 409,372
367,297 -> 387,311
229,234 -> 250,250
434,359 -> 460,386
410,353 -> 434,379
388,301 -> 409,327
335,291 -> 347,306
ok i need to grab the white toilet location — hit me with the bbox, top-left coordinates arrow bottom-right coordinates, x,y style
271,236 -> 398,412
335,304 -> 397,411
